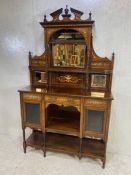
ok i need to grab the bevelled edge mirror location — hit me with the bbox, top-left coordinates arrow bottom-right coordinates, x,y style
91,74 -> 107,88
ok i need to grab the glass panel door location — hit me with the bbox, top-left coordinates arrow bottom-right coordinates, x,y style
25,103 -> 40,124
85,109 -> 104,132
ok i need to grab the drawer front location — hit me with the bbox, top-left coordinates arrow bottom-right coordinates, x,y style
84,99 -> 108,109
23,93 -> 42,102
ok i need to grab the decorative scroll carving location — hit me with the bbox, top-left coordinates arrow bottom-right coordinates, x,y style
56,74 -> 81,83
89,35 -> 114,70
46,103 -> 80,111
50,8 -> 63,22
70,7 -> 83,21
23,93 -> 41,101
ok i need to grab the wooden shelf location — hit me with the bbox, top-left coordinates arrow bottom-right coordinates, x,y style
26,130 -> 43,149
46,105 -> 80,136
48,67 -> 86,73
46,116 -> 80,136
46,132 -> 79,155
49,39 -> 86,44
26,130 -> 105,159
82,138 -> 105,159
26,130 -> 79,155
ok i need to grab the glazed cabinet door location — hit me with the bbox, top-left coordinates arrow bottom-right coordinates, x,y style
83,99 -> 109,139
20,92 -> 45,130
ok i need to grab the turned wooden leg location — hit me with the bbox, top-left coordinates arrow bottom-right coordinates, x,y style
79,138 -> 82,160
102,157 -> 106,169
43,132 -> 46,157
23,128 -> 26,153
102,140 -> 107,169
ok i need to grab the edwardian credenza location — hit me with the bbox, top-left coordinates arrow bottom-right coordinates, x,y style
19,6 -> 114,168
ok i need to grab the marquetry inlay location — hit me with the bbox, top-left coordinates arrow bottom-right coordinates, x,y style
45,95 -> 81,111
84,99 -> 108,108
23,93 -> 42,101
56,75 -> 81,83
91,61 -> 112,70
31,59 -> 45,66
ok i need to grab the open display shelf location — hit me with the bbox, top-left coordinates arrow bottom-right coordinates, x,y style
26,130 -> 105,158
46,104 -> 80,136
82,138 -> 105,159
46,119 -> 80,136
19,6 -> 114,168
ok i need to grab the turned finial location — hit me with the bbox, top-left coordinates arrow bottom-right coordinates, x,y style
112,52 -> 115,60
29,51 -> 32,57
89,11 -> 92,20
44,14 -> 47,22
65,5 -> 69,15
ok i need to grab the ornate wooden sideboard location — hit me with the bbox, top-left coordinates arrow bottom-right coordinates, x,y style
19,6 -> 114,168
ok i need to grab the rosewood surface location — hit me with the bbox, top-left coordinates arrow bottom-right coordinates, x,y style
18,6 -> 114,169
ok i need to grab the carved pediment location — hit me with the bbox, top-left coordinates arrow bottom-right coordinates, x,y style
41,5 -> 93,24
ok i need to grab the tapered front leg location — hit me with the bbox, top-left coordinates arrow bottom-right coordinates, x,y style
43,132 -> 46,157
102,157 -> 106,169
23,128 -> 26,153
79,138 -> 82,160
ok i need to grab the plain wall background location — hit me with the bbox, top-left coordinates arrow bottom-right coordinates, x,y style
0,0 -> 131,156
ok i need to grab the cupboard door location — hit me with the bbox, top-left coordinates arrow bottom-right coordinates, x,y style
85,110 -> 104,132
25,103 -> 40,124
22,93 -> 44,130
84,108 -> 106,139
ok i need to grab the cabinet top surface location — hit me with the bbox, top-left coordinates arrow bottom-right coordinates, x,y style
18,86 -> 113,100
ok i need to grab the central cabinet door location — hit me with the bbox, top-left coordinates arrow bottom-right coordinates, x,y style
84,99 -> 108,139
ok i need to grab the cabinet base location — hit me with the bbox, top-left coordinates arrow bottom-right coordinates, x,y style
24,130 -> 106,168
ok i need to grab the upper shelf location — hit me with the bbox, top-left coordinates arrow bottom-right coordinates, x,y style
18,85 -> 113,100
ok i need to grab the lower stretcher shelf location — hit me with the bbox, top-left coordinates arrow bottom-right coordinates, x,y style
26,130 -> 105,159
